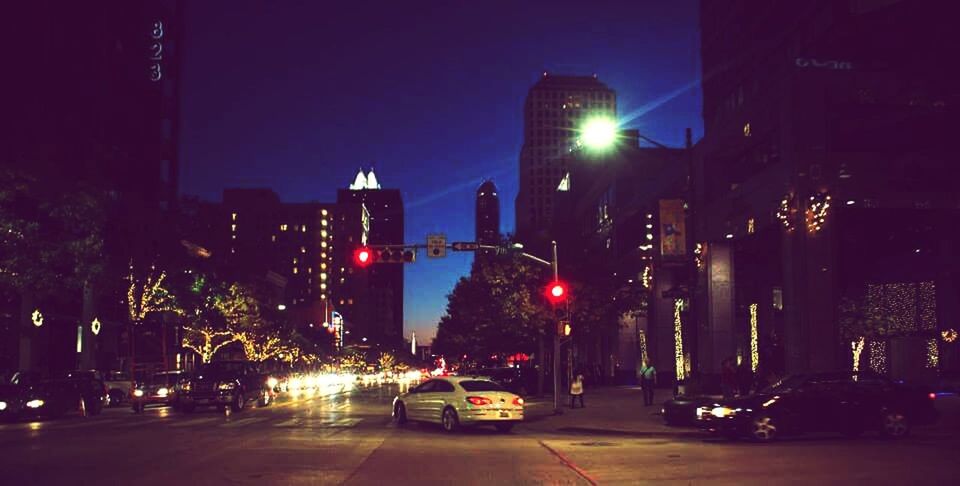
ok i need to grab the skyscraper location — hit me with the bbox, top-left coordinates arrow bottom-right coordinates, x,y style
475,180 -> 500,258
515,73 -> 616,243
337,169 -> 405,347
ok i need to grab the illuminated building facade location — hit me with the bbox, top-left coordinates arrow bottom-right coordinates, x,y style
516,74 -> 616,248
338,169 -> 405,347
694,0 -> 959,379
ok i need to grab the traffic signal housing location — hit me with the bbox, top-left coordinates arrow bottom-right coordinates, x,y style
376,247 -> 416,263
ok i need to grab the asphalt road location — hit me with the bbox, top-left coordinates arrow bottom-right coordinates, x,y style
2,383 -> 957,485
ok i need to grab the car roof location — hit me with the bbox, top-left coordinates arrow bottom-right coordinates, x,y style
433,375 -> 497,383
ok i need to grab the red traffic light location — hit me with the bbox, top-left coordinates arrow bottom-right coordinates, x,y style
546,281 -> 568,303
354,247 -> 373,267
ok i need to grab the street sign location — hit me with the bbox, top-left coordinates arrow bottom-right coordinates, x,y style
427,234 -> 447,258
451,241 -> 479,251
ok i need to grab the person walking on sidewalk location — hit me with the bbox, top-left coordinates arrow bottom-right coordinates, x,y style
569,374 -> 585,408
639,362 -> 657,406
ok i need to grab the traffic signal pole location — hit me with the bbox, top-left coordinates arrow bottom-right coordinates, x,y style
551,241 -> 562,415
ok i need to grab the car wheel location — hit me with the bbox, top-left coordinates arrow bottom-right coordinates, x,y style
109,390 -> 125,407
231,392 -> 245,412
880,411 -> 909,438
749,415 -> 778,442
495,423 -> 514,433
394,402 -> 408,425
258,391 -> 271,407
441,407 -> 459,433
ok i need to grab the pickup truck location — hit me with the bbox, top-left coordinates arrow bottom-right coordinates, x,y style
104,371 -> 133,406
176,361 -> 273,413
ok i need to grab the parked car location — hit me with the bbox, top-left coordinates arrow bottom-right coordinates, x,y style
696,371 -> 939,442
177,361 -> 272,412
132,371 -> 189,413
104,371 -> 133,407
0,370 -> 106,420
662,395 -> 719,426
392,376 -> 524,433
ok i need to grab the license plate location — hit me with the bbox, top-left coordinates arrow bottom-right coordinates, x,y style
499,411 -> 509,418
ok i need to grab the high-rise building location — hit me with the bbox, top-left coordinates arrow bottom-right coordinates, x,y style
515,73 -> 616,243
476,180 -> 501,258
694,0 -> 958,379
338,169 -> 405,347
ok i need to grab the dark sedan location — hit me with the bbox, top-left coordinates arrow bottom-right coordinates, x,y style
177,361 -> 270,412
0,371 -> 106,420
662,395 -> 719,426
696,372 -> 938,442
132,371 -> 189,413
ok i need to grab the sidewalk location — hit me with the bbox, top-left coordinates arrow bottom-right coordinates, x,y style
519,386 -> 702,438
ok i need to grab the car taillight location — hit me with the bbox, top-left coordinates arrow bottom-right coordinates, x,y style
929,392 -> 936,400
466,396 -> 493,406
513,397 -> 524,406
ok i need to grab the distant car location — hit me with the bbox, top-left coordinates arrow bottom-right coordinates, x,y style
696,372 -> 939,442
104,371 -> 133,407
132,371 -> 189,413
0,370 -> 106,420
465,367 -> 528,396
392,376 -> 524,433
662,395 -> 718,426
177,361 -> 272,412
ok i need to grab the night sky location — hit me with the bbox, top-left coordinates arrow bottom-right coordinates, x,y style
180,0 -> 703,343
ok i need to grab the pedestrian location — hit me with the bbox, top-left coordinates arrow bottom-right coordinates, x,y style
570,374 -> 585,408
721,358 -> 737,400
639,362 -> 657,406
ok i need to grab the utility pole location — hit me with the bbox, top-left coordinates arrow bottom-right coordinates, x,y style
551,240 -> 562,415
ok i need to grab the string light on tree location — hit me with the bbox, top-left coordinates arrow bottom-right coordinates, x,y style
641,265 -> 653,289
673,298 -> 685,381
749,303 -> 759,372
926,339 -> 939,369
91,317 -> 101,336
31,309 -> 43,327
805,192 -> 831,233
776,194 -> 795,231
851,337 -> 866,372
694,243 -> 704,270
869,340 -> 887,374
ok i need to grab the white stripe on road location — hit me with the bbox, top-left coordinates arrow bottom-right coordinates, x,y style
168,417 -> 223,428
221,416 -> 270,428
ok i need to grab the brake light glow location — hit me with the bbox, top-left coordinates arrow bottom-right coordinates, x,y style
466,396 -> 493,406
513,397 -> 524,406
929,392 -> 936,400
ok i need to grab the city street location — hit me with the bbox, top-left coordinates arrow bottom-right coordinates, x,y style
3,384 -> 958,485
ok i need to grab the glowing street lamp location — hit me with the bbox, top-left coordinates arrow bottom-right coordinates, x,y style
579,116 -> 618,152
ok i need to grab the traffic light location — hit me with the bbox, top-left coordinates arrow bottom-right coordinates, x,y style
558,320 -> 571,337
546,281 -> 568,304
354,247 -> 374,267
376,247 -> 416,263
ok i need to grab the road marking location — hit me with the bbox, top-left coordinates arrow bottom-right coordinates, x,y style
169,417 -> 222,428
538,440 -> 598,486
221,416 -> 269,428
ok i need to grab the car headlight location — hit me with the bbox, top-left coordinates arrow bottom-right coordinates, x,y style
218,382 -> 237,391
0,401 -> 7,411
26,399 -> 45,409
157,387 -> 169,397
133,389 -> 145,397
710,406 -> 737,418
181,382 -> 191,391
267,377 -> 279,389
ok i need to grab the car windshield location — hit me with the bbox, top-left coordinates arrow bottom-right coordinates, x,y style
761,375 -> 808,394
151,374 -> 176,385
459,380 -> 505,392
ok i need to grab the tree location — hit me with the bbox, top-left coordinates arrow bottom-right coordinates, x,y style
378,352 -> 397,371
433,253 -> 551,362
177,274 -> 238,363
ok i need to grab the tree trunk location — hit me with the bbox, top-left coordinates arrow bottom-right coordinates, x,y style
537,331 -> 545,396
78,281 -> 95,369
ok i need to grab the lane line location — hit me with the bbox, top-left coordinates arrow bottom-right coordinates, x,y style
537,440 -> 598,486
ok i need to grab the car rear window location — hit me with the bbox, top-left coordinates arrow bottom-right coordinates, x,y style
460,380 -> 505,392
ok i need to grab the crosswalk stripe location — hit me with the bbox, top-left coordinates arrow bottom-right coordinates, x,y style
169,416 -> 222,428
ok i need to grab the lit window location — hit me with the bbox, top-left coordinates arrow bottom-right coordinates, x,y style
301,246 -> 306,253
339,299 -> 345,305
231,234 -> 237,240
348,299 -> 353,305
320,273 -> 327,280
321,294 -> 326,300
321,252 -> 327,259
339,278 -> 345,284
320,283 -> 327,290
321,263 -> 327,270
321,230 -> 328,238
231,213 -> 237,221
280,224 -> 288,231
302,225 -> 307,232
321,209 -> 328,216
307,268 -> 312,274
321,241 -> 327,248
321,219 -> 328,227
272,235 -> 277,242
293,267 -> 298,274
231,248 -> 236,254
231,224 -> 236,232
